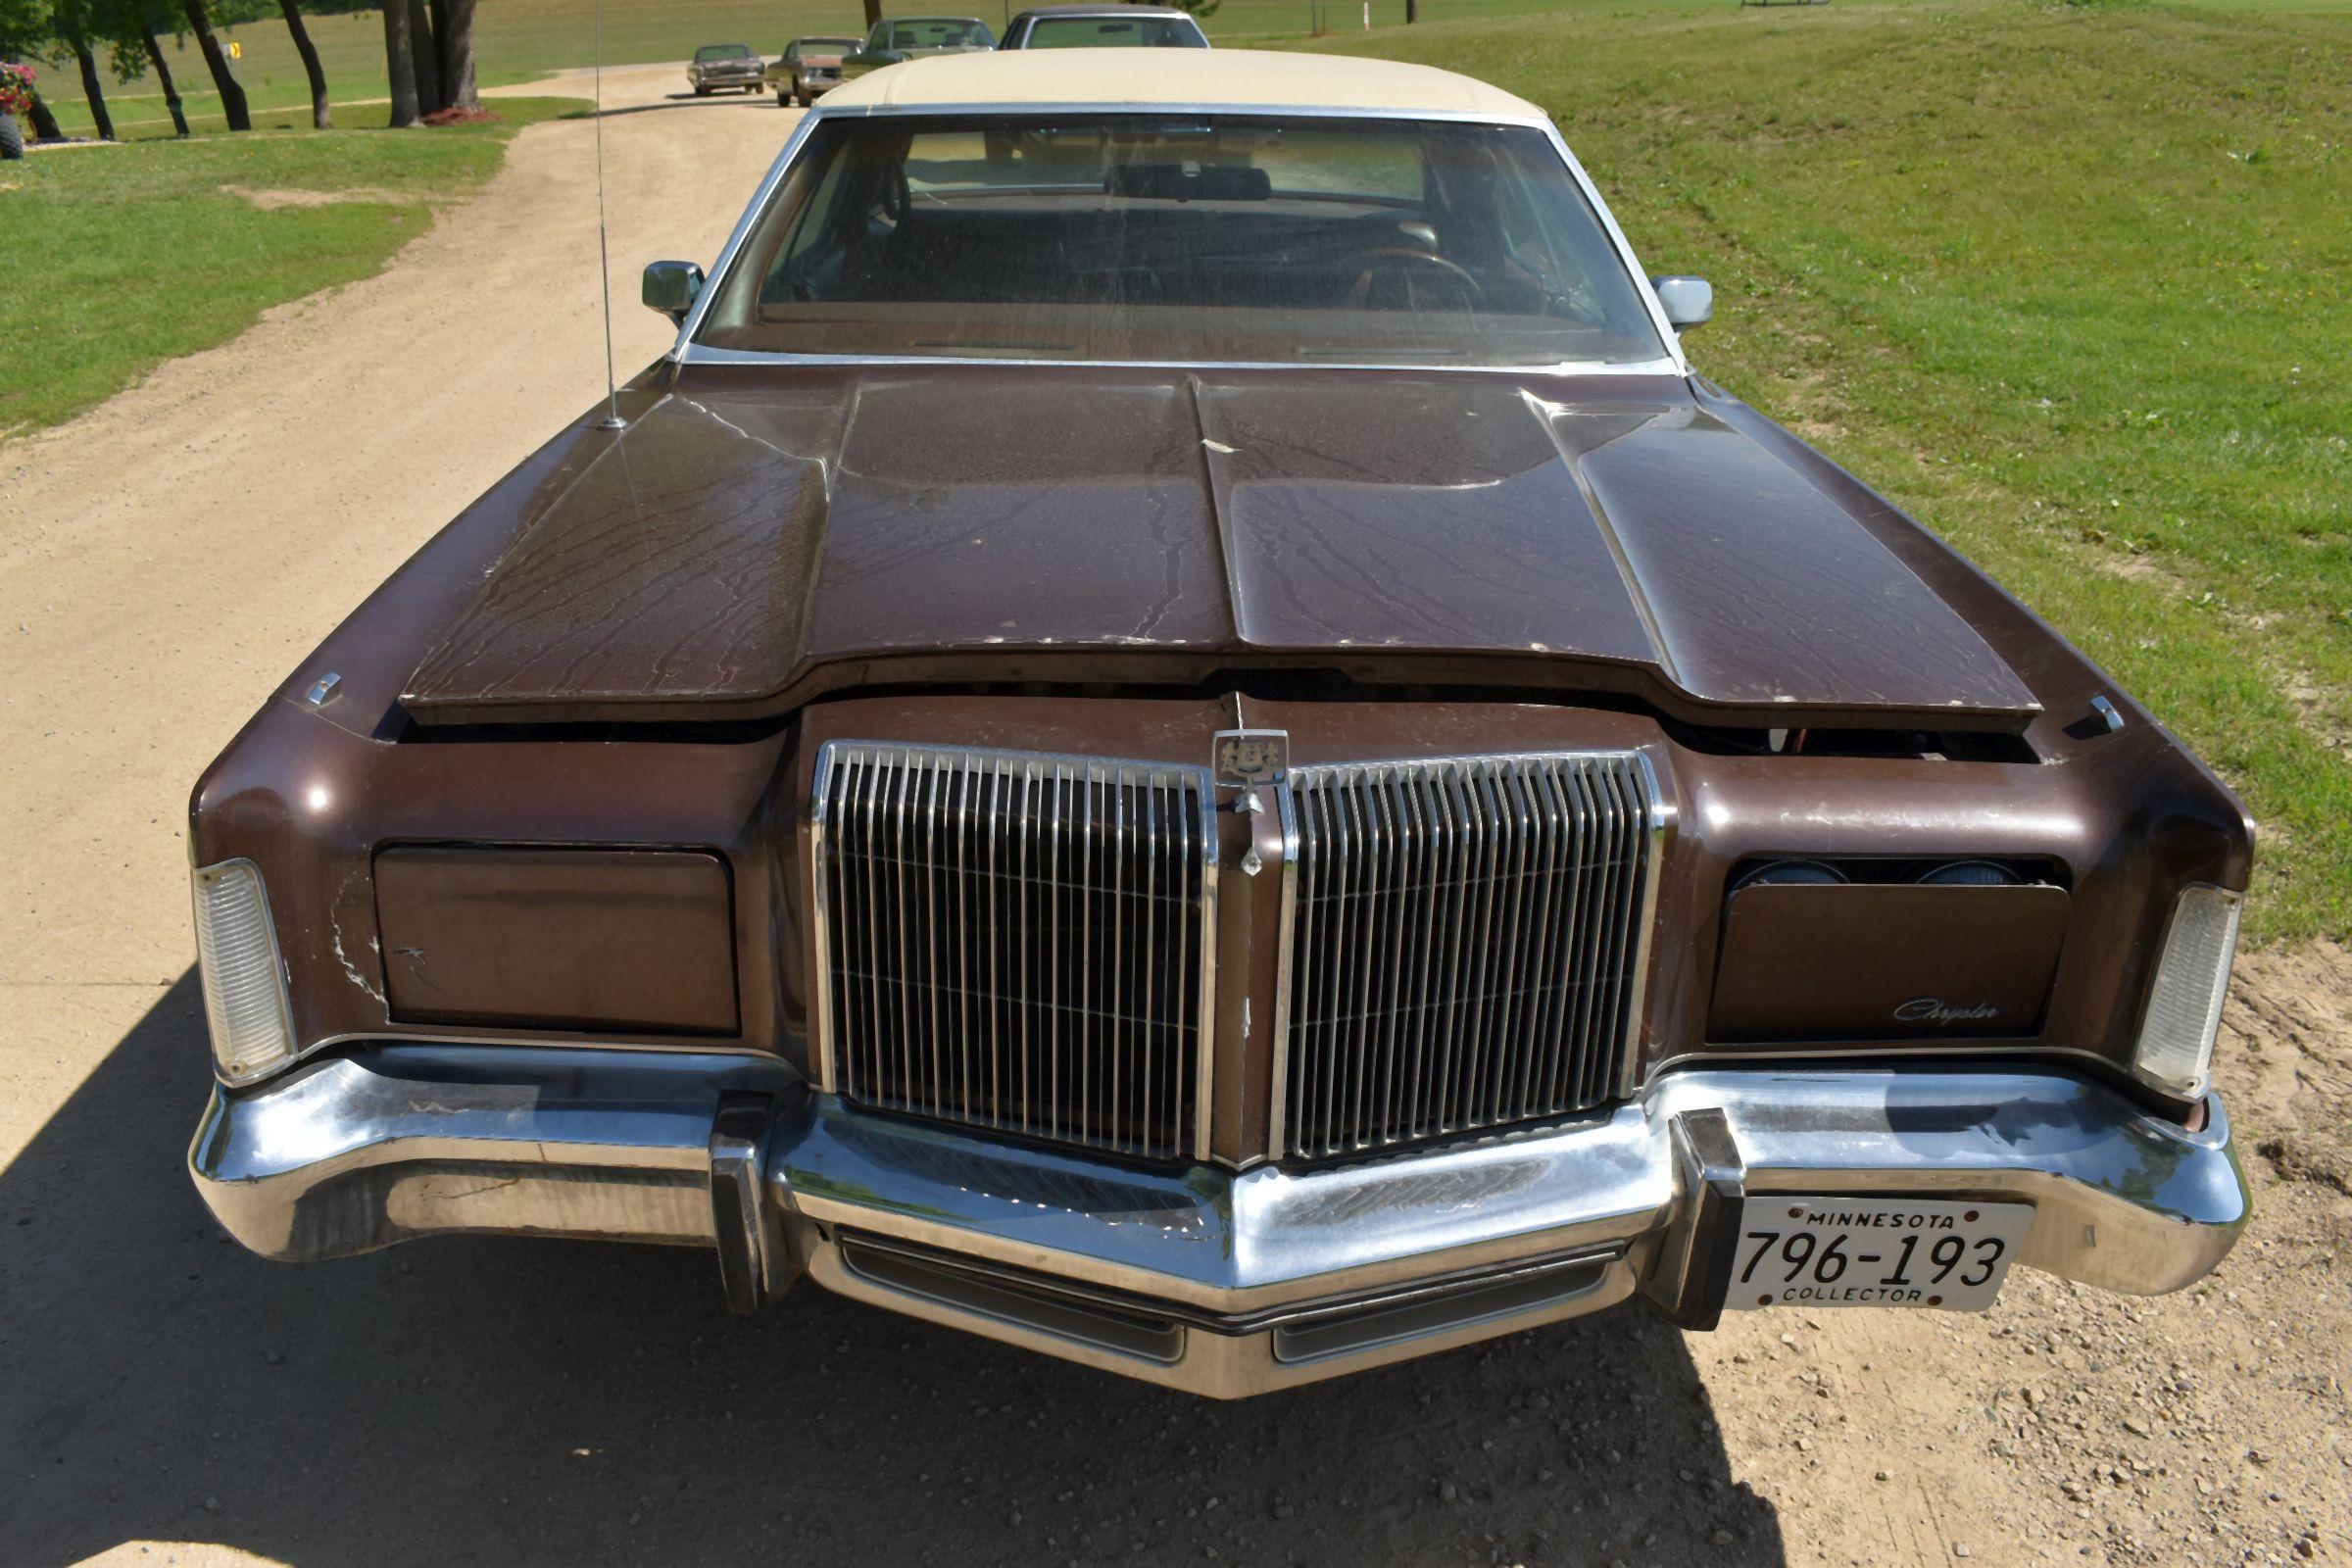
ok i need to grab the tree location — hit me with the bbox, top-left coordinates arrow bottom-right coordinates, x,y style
276,0 -> 325,127
135,17 -> 187,134
861,0 -> 878,29
0,2 -> 63,141
404,0 -> 437,113
435,0 -> 472,112
178,0 -> 248,130
379,0 -> 416,125
54,3 -> 114,137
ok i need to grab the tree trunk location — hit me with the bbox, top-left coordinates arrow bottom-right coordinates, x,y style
406,0 -> 442,115
180,1 -> 251,131
58,14 -> 116,140
1405,0 -> 1417,19
139,26 -> 190,137
437,0 -> 477,112
278,0 -> 329,129
24,88 -> 63,141
381,0 -> 419,126
862,0 -> 881,28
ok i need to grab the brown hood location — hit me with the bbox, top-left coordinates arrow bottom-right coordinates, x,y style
400,368 -> 2039,730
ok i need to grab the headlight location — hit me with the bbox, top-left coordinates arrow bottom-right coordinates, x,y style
2131,883 -> 2242,1100
191,858 -> 296,1086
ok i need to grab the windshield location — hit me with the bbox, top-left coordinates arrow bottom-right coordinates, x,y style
886,19 -> 993,47
697,44 -> 753,60
696,115 -> 1668,367
1023,16 -> 1207,46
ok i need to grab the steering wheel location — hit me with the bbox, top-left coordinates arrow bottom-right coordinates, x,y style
1346,248 -> 1486,312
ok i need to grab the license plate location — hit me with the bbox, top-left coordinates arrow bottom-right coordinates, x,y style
1726,1197 -> 2033,1312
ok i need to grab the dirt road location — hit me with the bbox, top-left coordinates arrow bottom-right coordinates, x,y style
2,66 -> 2344,1568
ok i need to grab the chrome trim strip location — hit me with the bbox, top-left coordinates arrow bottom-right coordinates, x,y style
675,343 -> 1689,378
672,99 -> 1688,378
1615,749 -> 1673,1097
819,100 -> 1559,125
1264,784 -> 1301,1163
808,742 -> 838,1093
303,1028 -> 781,1063
1194,776 -> 1221,1164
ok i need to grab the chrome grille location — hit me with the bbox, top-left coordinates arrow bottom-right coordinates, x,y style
812,743 -> 1216,1161
1275,754 -> 1658,1161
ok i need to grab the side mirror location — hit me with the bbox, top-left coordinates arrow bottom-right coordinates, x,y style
1651,275 -> 1713,333
642,260 -> 706,325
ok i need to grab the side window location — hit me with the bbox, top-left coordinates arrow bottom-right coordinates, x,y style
866,24 -> 887,51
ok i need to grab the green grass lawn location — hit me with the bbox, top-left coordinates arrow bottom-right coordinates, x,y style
1317,0 -> 2351,940
41,0 -> 2350,139
0,98 -> 578,435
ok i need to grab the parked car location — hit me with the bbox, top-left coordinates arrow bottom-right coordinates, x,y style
1001,4 -> 1209,48
835,15 -> 995,84
188,49 -> 2252,1400
767,35 -> 865,106
687,42 -> 765,95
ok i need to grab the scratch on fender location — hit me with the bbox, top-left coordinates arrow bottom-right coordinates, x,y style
330,872 -> 386,1005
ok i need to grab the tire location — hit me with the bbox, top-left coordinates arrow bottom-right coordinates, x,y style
777,86 -> 790,107
693,85 -> 710,97
0,114 -> 23,161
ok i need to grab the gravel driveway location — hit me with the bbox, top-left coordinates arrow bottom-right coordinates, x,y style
1,64 -> 2343,1568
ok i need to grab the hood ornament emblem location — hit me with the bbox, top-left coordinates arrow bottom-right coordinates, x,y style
1213,728 -> 1289,788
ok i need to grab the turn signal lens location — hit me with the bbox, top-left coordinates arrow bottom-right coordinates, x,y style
191,858 -> 296,1086
2131,884 -> 2242,1100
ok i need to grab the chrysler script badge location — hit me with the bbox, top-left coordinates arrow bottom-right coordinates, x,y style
1894,998 -> 2000,1025
1213,728 -> 1289,786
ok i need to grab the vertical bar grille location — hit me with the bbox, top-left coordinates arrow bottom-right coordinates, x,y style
813,743 -> 1214,1161
1279,754 -> 1656,1161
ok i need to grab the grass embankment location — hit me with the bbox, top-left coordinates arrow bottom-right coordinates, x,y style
45,0 -> 1681,138
1325,0 -> 2349,941
0,97 -> 578,436
47,0 -> 2347,140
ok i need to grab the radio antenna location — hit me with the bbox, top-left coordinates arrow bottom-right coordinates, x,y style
591,0 -> 626,432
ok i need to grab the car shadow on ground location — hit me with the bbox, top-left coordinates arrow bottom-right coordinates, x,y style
564,95 -> 787,121
2,975 -> 1788,1567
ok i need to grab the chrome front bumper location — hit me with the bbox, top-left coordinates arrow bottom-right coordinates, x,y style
190,1049 -> 2249,1397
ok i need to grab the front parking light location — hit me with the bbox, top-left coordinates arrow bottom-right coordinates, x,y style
2131,883 -> 2242,1101
191,858 -> 296,1086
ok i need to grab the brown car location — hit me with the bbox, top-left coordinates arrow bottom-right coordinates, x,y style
187,51 -> 2252,1398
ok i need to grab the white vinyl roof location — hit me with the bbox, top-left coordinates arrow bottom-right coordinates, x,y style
818,47 -> 1547,120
